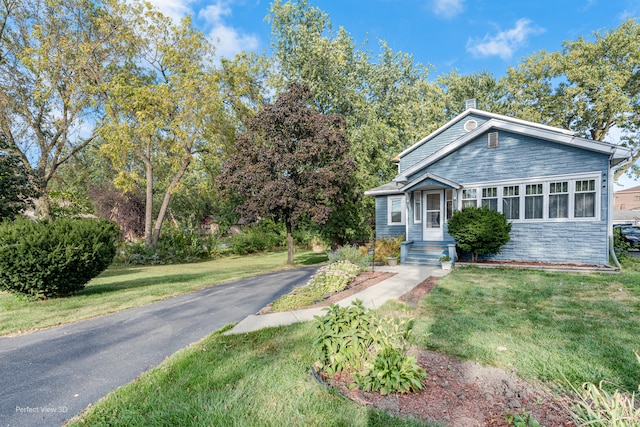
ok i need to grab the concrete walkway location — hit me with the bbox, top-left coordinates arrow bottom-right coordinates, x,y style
227,265 -> 448,334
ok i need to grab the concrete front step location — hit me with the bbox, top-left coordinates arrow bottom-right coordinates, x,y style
403,241 -> 453,267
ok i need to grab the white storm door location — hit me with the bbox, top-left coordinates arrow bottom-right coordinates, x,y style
423,190 -> 443,240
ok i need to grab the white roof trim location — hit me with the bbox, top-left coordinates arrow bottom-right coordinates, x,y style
401,172 -> 462,192
397,108 -> 575,159
396,119 -> 629,182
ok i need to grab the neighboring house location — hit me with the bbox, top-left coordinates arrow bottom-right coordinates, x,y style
365,108 -> 632,266
614,185 -> 640,211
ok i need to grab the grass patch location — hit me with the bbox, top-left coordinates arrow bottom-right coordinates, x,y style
0,250 -> 328,336
67,322 -> 428,427
412,258 -> 640,393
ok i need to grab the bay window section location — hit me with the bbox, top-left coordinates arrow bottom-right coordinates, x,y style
549,181 -> 569,218
502,185 -> 520,220
482,187 -> 498,211
525,184 -> 543,219
461,189 -> 477,208
574,179 -> 596,218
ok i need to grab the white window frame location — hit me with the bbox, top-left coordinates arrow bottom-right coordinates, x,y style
388,195 -> 406,225
461,189 -> 478,208
413,191 -> 422,224
459,172 -> 601,222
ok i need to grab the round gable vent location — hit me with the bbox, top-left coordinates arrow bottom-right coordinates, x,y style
464,119 -> 477,132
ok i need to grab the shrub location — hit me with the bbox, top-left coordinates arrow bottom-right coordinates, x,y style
447,207 -> 511,262
271,261 -> 360,312
327,245 -> 370,271
229,221 -> 286,255
373,236 -> 403,263
0,217 -> 120,298
314,300 -> 426,395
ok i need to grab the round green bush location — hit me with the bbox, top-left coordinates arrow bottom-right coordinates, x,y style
447,207 -> 511,262
0,217 -> 120,298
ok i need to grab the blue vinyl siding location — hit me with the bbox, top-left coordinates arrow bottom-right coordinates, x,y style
375,196 -> 405,239
400,112 -> 490,172
418,132 -> 611,264
479,221 -> 608,265
409,131 -> 609,183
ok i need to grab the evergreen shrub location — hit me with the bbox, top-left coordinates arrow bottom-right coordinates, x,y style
0,217 -> 120,298
447,207 -> 511,262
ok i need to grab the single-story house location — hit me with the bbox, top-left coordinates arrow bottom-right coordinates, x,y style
365,107 -> 632,266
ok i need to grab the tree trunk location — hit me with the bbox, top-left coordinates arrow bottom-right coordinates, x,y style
151,157 -> 191,249
144,152 -> 154,248
286,221 -> 294,265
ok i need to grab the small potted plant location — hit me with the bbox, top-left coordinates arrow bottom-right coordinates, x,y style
439,255 -> 452,270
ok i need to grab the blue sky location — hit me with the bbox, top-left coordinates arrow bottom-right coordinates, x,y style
147,0 -> 640,187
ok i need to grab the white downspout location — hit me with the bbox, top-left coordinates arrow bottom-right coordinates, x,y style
609,153 -> 633,269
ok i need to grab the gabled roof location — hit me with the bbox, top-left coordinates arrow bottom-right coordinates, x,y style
398,108 -> 574,159
615,185 -> 640,194
395,116 -> 632,183
364,173 -> 461,196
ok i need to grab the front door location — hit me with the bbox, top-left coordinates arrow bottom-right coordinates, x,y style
423,190 -> 443,240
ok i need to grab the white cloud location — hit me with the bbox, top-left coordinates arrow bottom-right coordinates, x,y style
146,0 -> 260,60
432,0 -> 465,18
466,19 -> 545,60
146,0 -> 195,23
199,2 -> 260,60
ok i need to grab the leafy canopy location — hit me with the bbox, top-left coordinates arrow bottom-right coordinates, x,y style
219,82 -> 355,264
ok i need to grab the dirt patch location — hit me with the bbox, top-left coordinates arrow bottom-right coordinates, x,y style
317,278 -> 575,426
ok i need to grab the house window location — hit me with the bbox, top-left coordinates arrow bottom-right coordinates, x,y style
445,189 -> 453,220
634,195 -> 640,201
525,184 -> 543,219
482,187 -> 498,211
462,189 -> 477,208
502,185 -> 520,220
574,179 -> 596,218
388,196 -> 405,225
413,192 -> 421,223
549,181 -> 569,218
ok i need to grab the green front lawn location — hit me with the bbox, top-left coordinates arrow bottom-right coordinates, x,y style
67,257 -> 640,426
0,250 -> 327,336
67,323 -> 427,427
407,258 -> 640,393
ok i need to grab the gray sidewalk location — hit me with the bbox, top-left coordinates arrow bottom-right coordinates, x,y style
227,265 -> 448,334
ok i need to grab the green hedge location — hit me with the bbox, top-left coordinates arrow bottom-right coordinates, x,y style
0,218 -> 120,298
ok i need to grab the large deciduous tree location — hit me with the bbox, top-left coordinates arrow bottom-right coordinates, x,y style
504,19 -> 640,179
99,5 -> 224,248
0,0 -> 128,216
219,82 -> 355,264
268,1 -> 441,242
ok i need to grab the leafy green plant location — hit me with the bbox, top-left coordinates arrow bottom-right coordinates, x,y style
314,300 -> 426,395
447,207 -> 511,262
568,354 -> 640,427
0,217 -> 119,298
327,245 -> 370,271
356,346 -> 425,395
506,410 -> 541,427
354,316 -> 425,395
314,300 -> 374,374
271,261 -> 361,312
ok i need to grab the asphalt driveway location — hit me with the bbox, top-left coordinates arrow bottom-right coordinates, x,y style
0,266 -> 318,427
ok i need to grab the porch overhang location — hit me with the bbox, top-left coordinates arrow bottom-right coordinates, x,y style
396,172 -> 461,192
